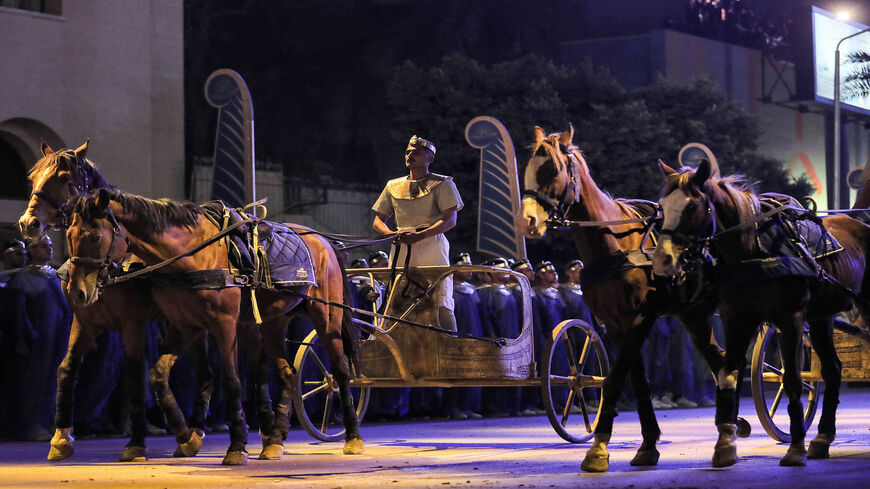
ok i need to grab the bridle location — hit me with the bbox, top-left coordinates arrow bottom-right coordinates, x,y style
68,207 -> 129,288
31,151 -> 93,229
658,188 -> 719,267
522,141 -> 580,225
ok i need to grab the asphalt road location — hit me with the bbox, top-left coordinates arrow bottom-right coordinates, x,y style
1,389 -> 868,489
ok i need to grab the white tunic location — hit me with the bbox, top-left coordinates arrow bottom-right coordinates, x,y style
372,173 -> 463,310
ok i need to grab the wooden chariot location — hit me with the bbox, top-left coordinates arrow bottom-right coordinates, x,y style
290,265 -> 610,444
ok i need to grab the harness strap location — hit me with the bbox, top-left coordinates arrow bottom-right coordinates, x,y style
287,290 -> 506,346
104,217 -> 255,286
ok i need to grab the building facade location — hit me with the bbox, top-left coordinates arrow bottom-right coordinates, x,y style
0,1 -> 184,240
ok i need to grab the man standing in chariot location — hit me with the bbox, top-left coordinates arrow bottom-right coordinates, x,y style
372,135 -> 463,331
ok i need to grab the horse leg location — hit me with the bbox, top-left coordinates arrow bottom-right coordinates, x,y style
149,328 -> 203,458
214,321 -> 248,466
258,318 -> 294,461
581,317 -> 653,472
628,338 -> 661,467
187,334 -> 214,435
777,312 -> 810,466
307,260 -> 364,455
324,331 -> 363,455
807,317 -> 841,459
118,321 -> 148,462
681,312 -> 751,438
237,321 -> 281,461
48,317 -> 96,461
712,312 -> 754,467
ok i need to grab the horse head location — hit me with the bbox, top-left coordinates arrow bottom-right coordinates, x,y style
652,159 -> 718,277
520,124 -> 582,238
65,188 -> 129,308
19,140 -> 97,238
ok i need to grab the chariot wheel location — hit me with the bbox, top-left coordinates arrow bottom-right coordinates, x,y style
541,319 -> 610,443
750,322 -> 820,443
292,330 -> 370,442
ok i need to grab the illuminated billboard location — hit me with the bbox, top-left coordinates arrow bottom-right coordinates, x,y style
812,6 -> 870,116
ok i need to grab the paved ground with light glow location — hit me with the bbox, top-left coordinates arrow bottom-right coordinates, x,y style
1,389 -> 868,488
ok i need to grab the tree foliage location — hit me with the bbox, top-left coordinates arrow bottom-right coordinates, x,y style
844,50 -> 870,100
386,54 -> 812,264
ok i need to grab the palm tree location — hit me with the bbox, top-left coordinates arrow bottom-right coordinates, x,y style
844,50 -> 870,100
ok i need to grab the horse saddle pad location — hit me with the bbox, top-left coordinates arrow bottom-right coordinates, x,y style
254,224 -> 316,287
756,193 -> 842,261
201,203 -> 316,288
715,194 -> 842,283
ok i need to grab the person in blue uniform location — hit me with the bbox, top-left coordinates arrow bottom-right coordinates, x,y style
3,236 -> 72,440
558,260 -> 595,326
528,260 -> 567,414
443,253 -> 483,420
477,257 -> 522,417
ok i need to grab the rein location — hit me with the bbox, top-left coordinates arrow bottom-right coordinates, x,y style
285,289 -> 506,346
89,214 -> 257,287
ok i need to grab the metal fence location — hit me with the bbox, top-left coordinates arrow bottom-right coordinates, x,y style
190,160 -> 380,236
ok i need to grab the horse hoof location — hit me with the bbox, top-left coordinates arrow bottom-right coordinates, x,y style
581,452 -> 610,472
581,447 -> 610,472
343,437 -> 364,455
808,433 -> 834,459
173,430 -> 204,457
258,444 -> 284,460
47,442 -> 74,461
780,444 -> 807,466
119,446 -> 146,462
47,429 -> 74,461
629,447 -> 660,466
712,446 -> 738,468
222,451 -> 248,465
735,417 -> 751,438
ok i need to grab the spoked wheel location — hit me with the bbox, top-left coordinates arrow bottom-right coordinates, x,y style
541,319 -> 610,443
292,330 -> 370,442
751,322 -> 820,443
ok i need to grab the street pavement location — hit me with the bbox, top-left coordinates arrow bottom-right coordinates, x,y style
1,389 -> 868,489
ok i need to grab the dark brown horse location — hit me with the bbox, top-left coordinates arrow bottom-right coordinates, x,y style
19,143 -> 285,463
64,188 -> 363,463
652,159 -> 870,466
520,125 -> 728,472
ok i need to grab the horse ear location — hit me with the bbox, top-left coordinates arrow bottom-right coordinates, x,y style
703,157 -> 721,178
41,141 -> 54,157
558,123 -> 574,147
692,159 -> 713,187
74,139 -> 90,160
658,159 -> 677,176
96,188 -> 111,211
534,126 -> 546,144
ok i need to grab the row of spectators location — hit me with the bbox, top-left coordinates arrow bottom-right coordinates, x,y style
665,0 -> 795,58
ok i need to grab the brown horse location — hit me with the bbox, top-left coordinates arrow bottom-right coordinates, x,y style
19,143 -> 283,463
64,188 -> 364,463
520,125 -> 729,472
652,159 -> 870,466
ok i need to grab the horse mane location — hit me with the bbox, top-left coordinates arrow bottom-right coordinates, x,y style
666,167 -> 760,251
28,148 -> 113,190
74,189 -> 201,233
